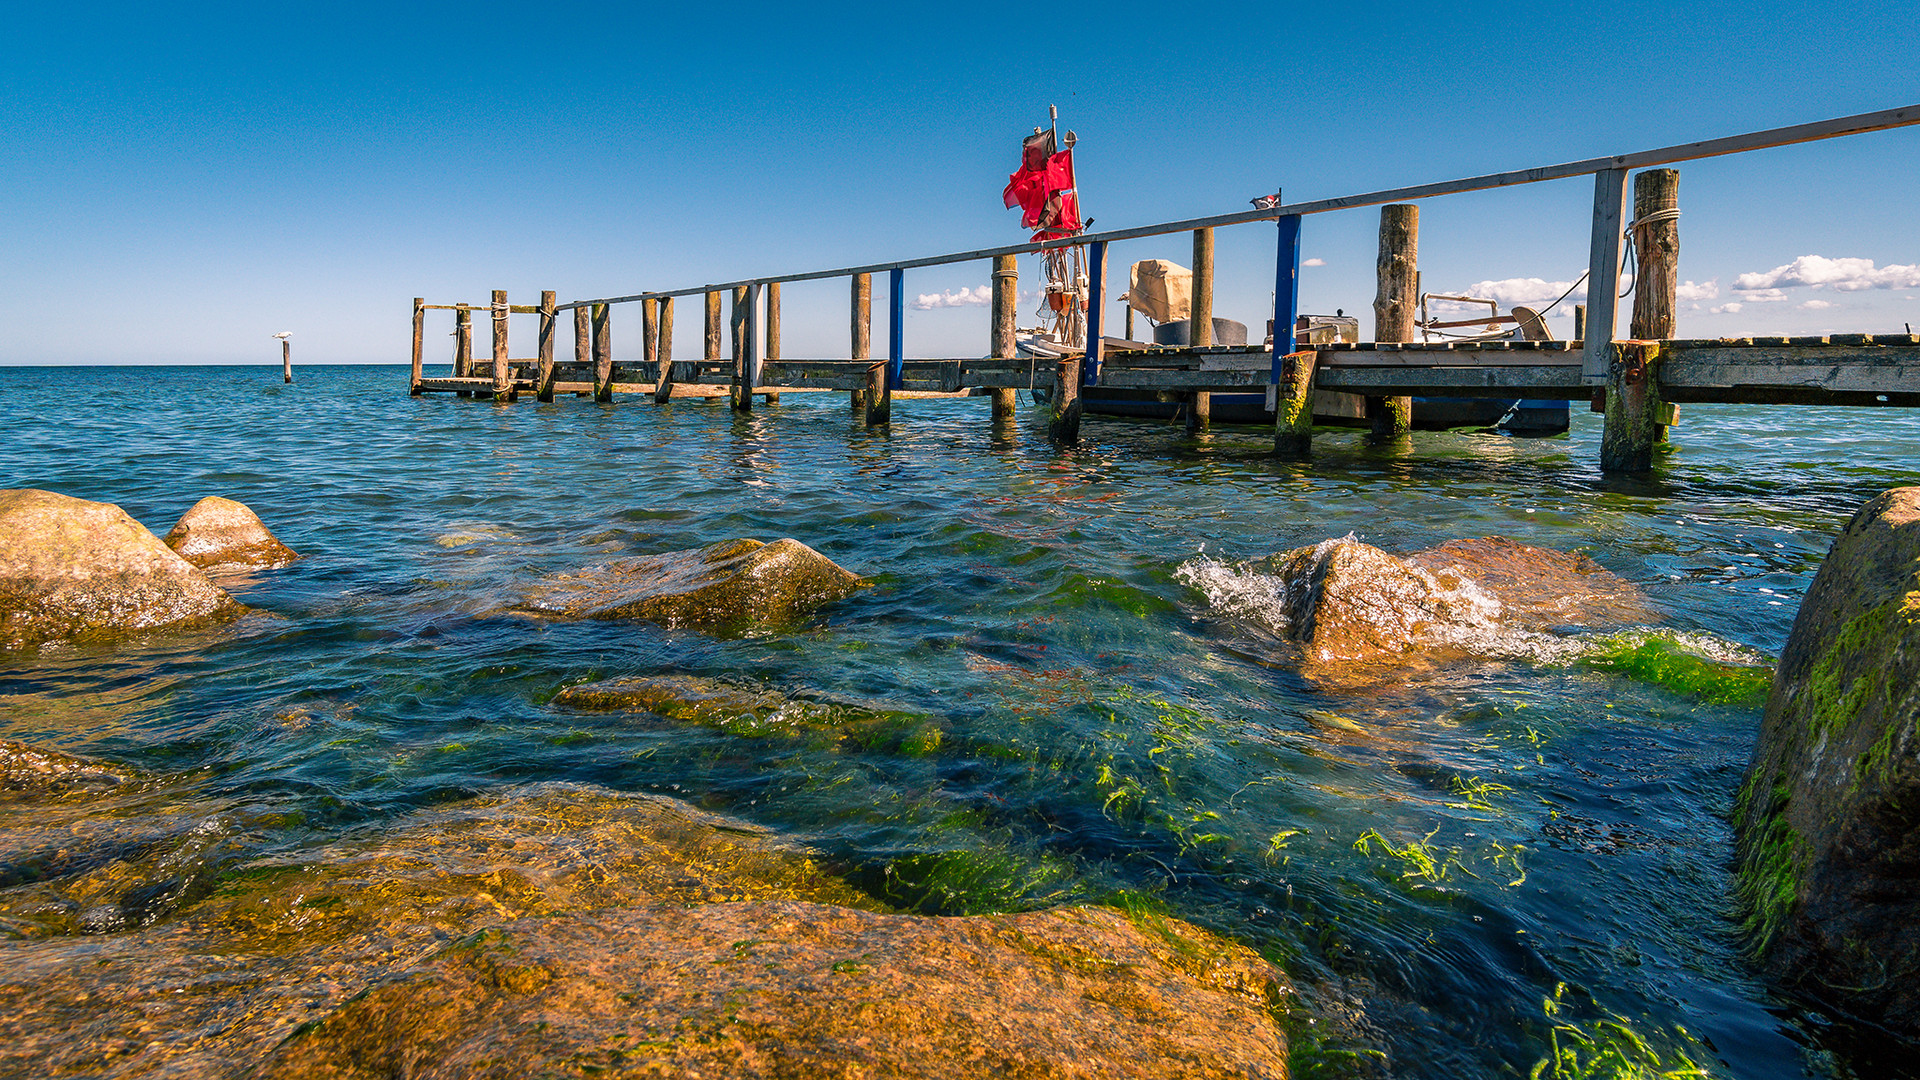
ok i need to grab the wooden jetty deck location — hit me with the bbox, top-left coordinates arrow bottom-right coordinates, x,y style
410,104 -> 1920,474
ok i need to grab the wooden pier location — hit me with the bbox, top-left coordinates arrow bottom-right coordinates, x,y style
409,104 -> 1920,474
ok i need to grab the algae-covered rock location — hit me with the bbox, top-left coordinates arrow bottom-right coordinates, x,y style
0,739 -> 125,797
1734,487 -> 1920,1036
525,538 -> 863,633
556,674 -> 942,752
162,495 -> 299,570
256,902 -> 1289,1080
0,489 -> 242,649
0,784 -> 1291,1079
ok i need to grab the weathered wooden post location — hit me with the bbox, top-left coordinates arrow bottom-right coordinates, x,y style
1370,205 -> 1418,438
278,334 -> 293,384
1581,168 -> 1629,386
592,303 -> 612,402
764,282 -> 781,405
641,297 -> 658,391
1189,227 -> 1214,431
455,307 -> 474,397
573,305 -> 590,397
704,290 -> 722,392
1273,349 -> 1317,457
852,273 -> 885,424
1048,358 -> 1082,444
1573,304 -> 1587,342
491,290 -> 512,402
410,299 -> 424,395
990,254 -> 1018,420
536,291 -> 557,402
1603,168 -> 1681,472
652,297 -> 677,404
730,284 -> 752,413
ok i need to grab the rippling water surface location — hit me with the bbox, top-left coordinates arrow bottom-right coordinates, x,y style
4,364 -> 1917,1079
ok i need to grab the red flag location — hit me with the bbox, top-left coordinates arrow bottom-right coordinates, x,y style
1003,136 -> 1081,241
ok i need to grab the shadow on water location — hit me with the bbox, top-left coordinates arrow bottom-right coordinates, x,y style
1,368 -> 1916,1079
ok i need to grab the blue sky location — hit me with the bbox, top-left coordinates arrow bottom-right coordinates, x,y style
3,1 -> 1916,365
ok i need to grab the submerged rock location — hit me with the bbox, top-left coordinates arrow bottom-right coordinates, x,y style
1735,487 -> 1920,1036
0,784 -> 1289,1079
0,488 -> 242,649
0,739 -> 125,797
162,495 -> 299,570
556,674 -> 943,752
525,538 -> 863,633
1185,535 -> 1648,683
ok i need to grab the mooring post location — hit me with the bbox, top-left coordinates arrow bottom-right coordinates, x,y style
1602,168 -> 1682,473
1084,241 -> 1108,386
281,337 -> 292,384
491,290 -> 512,402
1049,357 -> 1082,445
652,296 -> 677,404
730,285 -> 751,413
1189,226 -> 1214,430
1581,168 -> 1629,384
536,291 -> 557,402
990,254 -> 1018,420
1273,349 -> 1317,457
641,297 -> 658,390
592,303 -> 612,402
455,307 -> 474,397
1370,205 -> 1417,437
764,282 -> 781,405
851,273 -> 872,414
888,268 -> 905,392
1573,304 -> 1587,342
704,289 -> 722,390
572,305 -> 590,397
410,298 -> 424,395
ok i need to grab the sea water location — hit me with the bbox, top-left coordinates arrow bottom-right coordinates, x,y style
2,363 -> 1915,1079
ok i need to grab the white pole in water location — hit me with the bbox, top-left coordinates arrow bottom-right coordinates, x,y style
272,331 -> 292,383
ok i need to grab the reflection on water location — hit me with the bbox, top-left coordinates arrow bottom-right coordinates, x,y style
1,365 -> 1916,1079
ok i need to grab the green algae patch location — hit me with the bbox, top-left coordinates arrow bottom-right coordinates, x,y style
854,846 -> 1090,916
1802,601 -> 1898,738
1578,632 -> 1773,705
1530,982 -> 1715,1079
1736,777 -> 1810,954
554,674 -> 941,756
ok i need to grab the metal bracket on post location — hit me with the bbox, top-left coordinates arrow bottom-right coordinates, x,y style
1269,212 -> 1302,406
1582,168 -> 1628,383
888,268 -> 905,392
1083,240 -> 1107,386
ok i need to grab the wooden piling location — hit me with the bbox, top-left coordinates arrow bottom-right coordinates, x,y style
1049,358 -> 1082,444
1369,204 -> 1418,438
704,289 -> 722,386
1573,304 -> 1587,342
1581,168 -> 1630,381
1601,167 -> 1683,468
592,303 -> 612,402
281,339 -> 292,385
641,297 -> 658,389
491,290 -> 512,402
536,291 -> 557,402
853,273 -> 884,423
1186,391 -> 1211,432
1189,228 -> 1214,432
991,255 -> 1017,421
573,305 -> 590,399
455,307 -> 474,397
1273,350 -> 1317,457
1600,342 -> 1670,473
765,282 -> 781,404
652,297 -> 677,404
730,285 -> 751,413
411,298 -> 425,395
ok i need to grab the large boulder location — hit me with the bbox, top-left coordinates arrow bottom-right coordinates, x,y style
0,489 -> 242,649
1735,487 -> 1920,1034
0,785 -> 1290,1079
162,496 -> 298,569
525,538 -> 863,633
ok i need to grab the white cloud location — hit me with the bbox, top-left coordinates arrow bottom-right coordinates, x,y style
1711,302 -> 1744,314
911,286 -> 992,311
1675,279 -> 1718,302
1733,255 -> 1920,293
1800,299 -> 1833,310
1428,276 -> 1586,312
1302,258 -> 1326,267
1739,288 -> 1790,303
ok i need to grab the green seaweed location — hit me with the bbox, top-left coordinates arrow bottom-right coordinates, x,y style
860,848 -> 1087,916
1579,635 -> 1771,705
1804,603 -> 1896,738
1736,778 -> 1808,953
1530,983 -> 1715,1079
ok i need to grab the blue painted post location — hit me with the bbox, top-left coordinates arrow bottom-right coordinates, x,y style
1083,241 -> 1107,386
888,268 -> 905,391
1270,214 -> 1302,386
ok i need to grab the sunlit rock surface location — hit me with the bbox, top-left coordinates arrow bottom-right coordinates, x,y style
1735,486 -> 1920,1036
556,674 -> 943,752
0,780 -> 1291,1079
525,538 -> 863,633
162,495 -> 299,570
0,488 -> 241,649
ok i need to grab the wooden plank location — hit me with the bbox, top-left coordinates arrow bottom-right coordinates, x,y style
1318,351 -> 1583,368
1314,365 -> 1592,397
1587,169 -> 1627,384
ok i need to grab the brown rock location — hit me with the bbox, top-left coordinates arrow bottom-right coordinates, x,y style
0,489 -> 242,649
1406,536 -> 1653,629
162,496 -> 298,570
0,739 -> 125,797
0,785 -> 1290,1079
1735,487 -> 1920,1035
525,539 -> 863,633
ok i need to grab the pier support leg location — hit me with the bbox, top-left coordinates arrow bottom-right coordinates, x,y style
764,282 -> 780,405
573,306 -> 590,400
990,253 -> 1017,423
1049,358 -> 1082,445
1191,228 -> 1214,348
852,273 -> 881,424
1186,392 -> 1211,433
592,303 -> 612,402
704,290 -> 722,396
491,290 -> 512,403
410,298 -> 424,394
1369,204 -> 1417,438
730,284 -> 752,413
862,364 -> 890,426
455,307 -> 474,397
991,388 -> 1017,421
1630,167 -> 1680,445
653,297 -> 677,403
641,297 -> 658,395
1601,343 -> 1670,474
1273,350 -> 1317,457
536,291 -> 556,401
